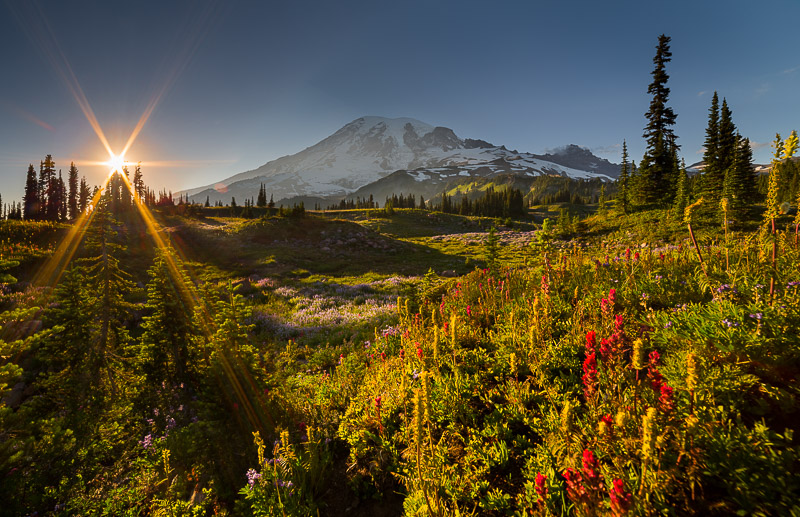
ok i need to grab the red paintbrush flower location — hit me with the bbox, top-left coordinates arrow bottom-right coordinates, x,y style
609,478 -> 632,516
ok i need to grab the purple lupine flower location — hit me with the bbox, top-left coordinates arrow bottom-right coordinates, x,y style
140,434 -> 154,450
246,468 -> 261,489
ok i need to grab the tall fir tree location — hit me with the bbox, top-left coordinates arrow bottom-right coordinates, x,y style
702,95 -> 753,210
78,176 -> 91,214
80,196 -> 135,396
617,140 -> 630,213
718,99 -> 737,176
23,164 -> 40,220
256,183 -> 267,207
139,248 -> 199,385
701,92 -> 721,199
637,34 -> 679,205
67,162 -> 79,219
57,171 -> 67,220
132,163 -> 144,202
38,264 -> 96,408
724,134 -> 757,217
40,155 -> 59,220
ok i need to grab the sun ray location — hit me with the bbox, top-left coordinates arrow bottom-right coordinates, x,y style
31,179 -> 108,288
11,0 -> 273,434
9,1 -> 115,157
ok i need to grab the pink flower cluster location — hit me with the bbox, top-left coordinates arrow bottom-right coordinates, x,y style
583,351 -> 598,401
563,449 -> 605,506
647,350 -> 674,413
564,450 -> 632,514
609,478 -> 632,516
534,472 -> 547,506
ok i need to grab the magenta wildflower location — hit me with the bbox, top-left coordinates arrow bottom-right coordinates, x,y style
658,384 -> 675,413
534,472 -> 548,505
585,330 -> 597,354
583,353 -> 598,400
563,468 -> 587,504
647,351 -> 663,392
609,478 -> 632,516
581,449 -> 603,492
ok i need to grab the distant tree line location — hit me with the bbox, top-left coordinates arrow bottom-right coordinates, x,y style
3,154 -> 172,221
527,177 -> 612,206
20,155 -> 92,221
436,187 -> 525,218
327,195 -> 378,210
385,193 -> 424,210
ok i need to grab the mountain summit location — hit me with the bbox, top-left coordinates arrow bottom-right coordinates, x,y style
182,116 -> 617,204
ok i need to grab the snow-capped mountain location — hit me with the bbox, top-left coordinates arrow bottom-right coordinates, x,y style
181,116 -> 617,204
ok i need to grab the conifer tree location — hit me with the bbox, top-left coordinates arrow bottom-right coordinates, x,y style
638,35 -> 679,205
673,159 -> 689,218
701,92 -> 722,199
78,177 -> 91,214
213,283 -> 254,352
57,171 -> 67,220
38,265 -> 95,404
617,140 -> 630,213
257,183 -> 267,207
132,164 -> 144,202
39,155 -> 59,220
23,164 -> 39,220
724,134 -> 757,216
79,197 -> 135,395
139,249 -> 198,384
67,162 -> 79,219
718,99 -> 737,176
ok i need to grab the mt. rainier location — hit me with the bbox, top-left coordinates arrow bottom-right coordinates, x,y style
182,116 -> 617,205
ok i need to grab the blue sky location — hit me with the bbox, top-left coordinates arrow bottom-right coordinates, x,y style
1,0 -> 798,202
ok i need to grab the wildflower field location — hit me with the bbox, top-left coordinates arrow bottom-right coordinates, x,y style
1,204 -> 800,516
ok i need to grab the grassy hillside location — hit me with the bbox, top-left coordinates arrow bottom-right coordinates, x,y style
1,205 -> 799,515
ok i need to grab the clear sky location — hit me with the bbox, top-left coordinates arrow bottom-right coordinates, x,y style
1,0 -> 798,203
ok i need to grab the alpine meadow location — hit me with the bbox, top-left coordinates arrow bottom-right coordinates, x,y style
1,2 -> 800,516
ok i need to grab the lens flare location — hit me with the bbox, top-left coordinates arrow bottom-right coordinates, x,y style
9,0 -> 272,436
105,153 -> 127,175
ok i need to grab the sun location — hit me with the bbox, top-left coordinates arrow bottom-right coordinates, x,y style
105,153 -> 127,176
